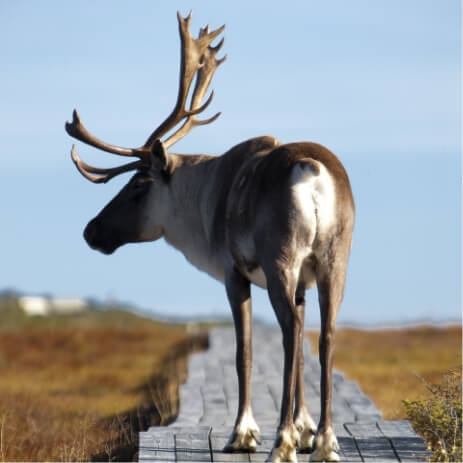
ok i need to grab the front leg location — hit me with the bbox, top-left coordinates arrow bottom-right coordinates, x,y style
223,267 -> 261,452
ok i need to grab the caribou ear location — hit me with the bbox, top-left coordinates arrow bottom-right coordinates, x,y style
151,139 -> 169,171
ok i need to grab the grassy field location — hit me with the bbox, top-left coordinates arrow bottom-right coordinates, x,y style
0,293 -> 460,461
0,296 -> 207,462
306,325 -> 462,420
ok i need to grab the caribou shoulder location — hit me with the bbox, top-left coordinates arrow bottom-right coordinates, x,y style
209,136 -> 282,246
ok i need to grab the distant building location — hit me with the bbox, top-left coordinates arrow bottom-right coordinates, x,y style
18,296 -> 87,316
18,297 -> 49,315
50,298 -> 87,313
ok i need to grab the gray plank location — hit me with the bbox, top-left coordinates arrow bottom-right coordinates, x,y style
139,429 -> 176,461
345,422 -> 384,438
337,436 -> 363,462
175,429 -> 212,462
376,420 -> 417,438
210,429 -> 251,462
377,420 -> 431,461
355,437 -> 398,462
345,423 -> 398,461
328,424 -> 363,461
389,437 -> 430,462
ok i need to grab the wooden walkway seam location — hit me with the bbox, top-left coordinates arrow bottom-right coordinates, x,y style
139,325 -> 430,462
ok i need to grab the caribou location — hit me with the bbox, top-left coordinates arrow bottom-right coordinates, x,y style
65,12 -> 354,462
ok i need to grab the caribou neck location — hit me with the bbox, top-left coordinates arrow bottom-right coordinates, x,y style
161,153 -> 226,282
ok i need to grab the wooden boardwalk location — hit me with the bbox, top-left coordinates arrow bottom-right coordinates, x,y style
139,326 -> 430,462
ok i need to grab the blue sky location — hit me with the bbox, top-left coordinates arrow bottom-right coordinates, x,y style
1,1 -> 461,326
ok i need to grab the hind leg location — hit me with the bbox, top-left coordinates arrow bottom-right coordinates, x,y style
264,267 -> 302,463
294,286 -> 317,451
310,264 -> 348,462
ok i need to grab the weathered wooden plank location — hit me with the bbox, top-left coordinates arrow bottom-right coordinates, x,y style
355,438 -> 398,462
210,429 -> 251,462
389,436 -> 430,462
345,422 -> 384,438
376,420 -> 417,437
200,411 -> 227,425
337,436 -> 363,462
139,429 -> 176,461
175,429 -> 212,462
345,423 -> 398,461
376,420 -> 431,461
331,424 -> 362,461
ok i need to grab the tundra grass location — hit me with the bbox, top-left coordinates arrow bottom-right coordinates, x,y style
306,325 -> 462,419
0,299 -> 207,461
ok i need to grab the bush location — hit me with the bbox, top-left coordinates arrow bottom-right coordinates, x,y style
403,368 -> 462,462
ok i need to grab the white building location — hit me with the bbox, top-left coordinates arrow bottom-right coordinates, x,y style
18,296 -> 87,316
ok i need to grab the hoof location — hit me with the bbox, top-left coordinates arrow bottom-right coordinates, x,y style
223,429 -> 260,453
294,408 -> 317,451
270,425 -> 299,462
310,428 -> 340,462
223,411 -> 261,453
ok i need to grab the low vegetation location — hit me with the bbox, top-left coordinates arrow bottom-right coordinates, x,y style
0,296 -> 207,461
307,325 -> 462,462
403,368 -> 461,462
307,325 -> 461,419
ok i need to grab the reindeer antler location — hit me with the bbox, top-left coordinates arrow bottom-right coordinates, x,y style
66,11 -> 225,183
163,22 -> 227,148
144,12 -> 225,149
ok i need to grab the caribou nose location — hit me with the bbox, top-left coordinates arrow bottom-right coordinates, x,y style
83,220 -> 98,246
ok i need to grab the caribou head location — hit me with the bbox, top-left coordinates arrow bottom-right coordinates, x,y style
66,11 -> 225,254
81,158 -> 162,254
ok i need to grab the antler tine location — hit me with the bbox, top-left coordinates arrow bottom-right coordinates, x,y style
163,20 -> 226,148
144,12 -> 225,148
65,110 -> 150,162
71,145 -> 144,184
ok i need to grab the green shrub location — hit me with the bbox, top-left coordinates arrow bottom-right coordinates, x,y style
403,368 -> 462,462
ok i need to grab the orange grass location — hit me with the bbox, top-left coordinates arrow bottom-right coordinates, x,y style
306,325 -> 462,419
0,301 -> 207,461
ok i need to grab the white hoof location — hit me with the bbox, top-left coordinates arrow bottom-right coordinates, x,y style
310,428 -> 340,462
270,426 -> 299,462
294,408 -> 317,450
223,410 -> 261,452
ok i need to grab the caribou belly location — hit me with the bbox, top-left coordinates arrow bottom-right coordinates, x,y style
244,261 -> 316,290
245,266 -> 267,289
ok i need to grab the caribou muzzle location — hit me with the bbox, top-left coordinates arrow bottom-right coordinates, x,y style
84,219 -> 120,255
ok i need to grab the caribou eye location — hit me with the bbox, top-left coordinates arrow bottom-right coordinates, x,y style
130,178 -> 152,200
